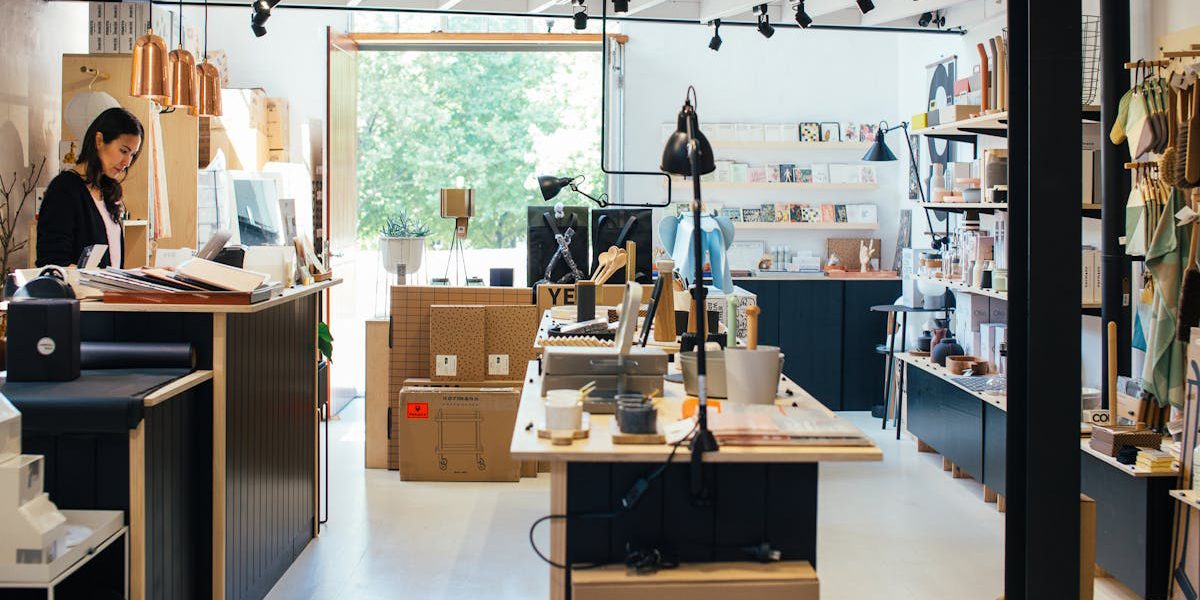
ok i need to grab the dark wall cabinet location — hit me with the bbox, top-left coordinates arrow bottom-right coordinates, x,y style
737,278 -> 899,411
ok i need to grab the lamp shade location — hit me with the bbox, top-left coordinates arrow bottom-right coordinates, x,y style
64,91 -> 120,140
192,61 -> 222,117
131,29 -> 169,102
537,175 -> 573,202
660,101 -> 715,176
167,47 -> 197,109
862,132 -> 898,162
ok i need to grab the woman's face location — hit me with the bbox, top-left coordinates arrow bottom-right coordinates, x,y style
93,132 -> 141,179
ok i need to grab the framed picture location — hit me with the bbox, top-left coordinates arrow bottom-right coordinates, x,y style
820,122 -> 841,142
835,205 -> 849,223
765,163 -> 782,184
859,122 -> 878,142
798,168 -> 813,184
747,167 -> 768,183
760,203 -> 777,222
774,204 -> 791,223
812,163 -> 830,184
721,208 -> 742,222
843,121 -> 859,142
742,207 -> 763,222
820,204 -> 836,223
860,165 -> 878,184
799,122 -> 821,142
908,134 -> 921,199
779,164 -> 796,183
800,206 -> 822,223
789,204 -> 806,223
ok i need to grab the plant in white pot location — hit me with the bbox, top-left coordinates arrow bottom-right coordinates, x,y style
380,213 -> 430,280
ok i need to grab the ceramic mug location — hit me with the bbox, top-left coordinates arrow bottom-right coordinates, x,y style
545,390 -> 583,431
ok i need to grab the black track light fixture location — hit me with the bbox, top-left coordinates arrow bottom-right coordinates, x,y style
573,0 -> 588,29
918,10 -> 946,28
755,4 -> 774,39
793,0 -> 813,28
613,0 -> 629,13
856,0 -> 874,14
250,0 -> 281,37
708,19 -> 722,51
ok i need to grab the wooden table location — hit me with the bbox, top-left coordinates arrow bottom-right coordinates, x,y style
510,360 -> 880,600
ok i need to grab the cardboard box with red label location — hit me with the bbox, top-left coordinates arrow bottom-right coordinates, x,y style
397,386 -> 521,482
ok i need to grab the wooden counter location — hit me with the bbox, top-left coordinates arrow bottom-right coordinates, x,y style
73,280 -> 337,600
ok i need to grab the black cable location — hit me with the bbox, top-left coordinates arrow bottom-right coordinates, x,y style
528,421 -> 698,569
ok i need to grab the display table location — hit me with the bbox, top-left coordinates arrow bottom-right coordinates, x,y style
510,361 -> 881,600
6,280 -> 336,600
0,509 -> 126,599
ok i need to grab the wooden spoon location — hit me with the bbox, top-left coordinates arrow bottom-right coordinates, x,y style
592,246 -> 615,280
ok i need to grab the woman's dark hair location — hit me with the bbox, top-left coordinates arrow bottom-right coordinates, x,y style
76,107 -> 143,221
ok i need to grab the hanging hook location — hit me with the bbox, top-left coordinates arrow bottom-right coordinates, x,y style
80,66 -> 108,90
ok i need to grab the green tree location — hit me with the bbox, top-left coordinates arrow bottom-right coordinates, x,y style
357,49 -> 603,250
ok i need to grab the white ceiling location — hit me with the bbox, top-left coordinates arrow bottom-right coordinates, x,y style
267,0 -> 982,28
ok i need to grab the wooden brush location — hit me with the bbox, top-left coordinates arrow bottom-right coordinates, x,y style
1161,86 -> 1180,185
1179,87 -> 1192,188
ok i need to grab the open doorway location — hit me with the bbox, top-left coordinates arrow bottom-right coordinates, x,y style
327,26 -> 606,411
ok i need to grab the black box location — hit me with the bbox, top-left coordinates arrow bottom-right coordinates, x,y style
7,299 -> 81,381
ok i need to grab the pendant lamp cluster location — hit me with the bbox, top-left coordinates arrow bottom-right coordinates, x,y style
131,0 -> 222,117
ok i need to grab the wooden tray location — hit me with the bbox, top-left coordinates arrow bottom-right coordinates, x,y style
537,413 -> 591,445
611,420 -> 666,445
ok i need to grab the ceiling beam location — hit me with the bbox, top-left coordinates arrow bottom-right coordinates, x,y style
860,0 -> 967,26
527,0 -> 566,13
697,0 -> 758,22
438,0 -> 466,8
803,0 -> 855,18
623,0 -> 673,15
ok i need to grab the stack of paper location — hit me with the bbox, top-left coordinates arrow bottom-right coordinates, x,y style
706,405 -> 870,446
1135,448 -> 1176,473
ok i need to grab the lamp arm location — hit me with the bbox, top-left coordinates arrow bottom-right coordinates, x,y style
884,120 -> 947,251
569,183 -> 609,207
600,0 -> 673,209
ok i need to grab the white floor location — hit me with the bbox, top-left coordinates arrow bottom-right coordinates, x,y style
266,402 -> 1137,600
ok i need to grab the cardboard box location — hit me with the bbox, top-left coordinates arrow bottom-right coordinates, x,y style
365,318 -> 390,469
429,305 -> 486,382
484,305 -> 539,380
572,561 -> 818,600
939,105 -> 981,123
397,386 -> 521,482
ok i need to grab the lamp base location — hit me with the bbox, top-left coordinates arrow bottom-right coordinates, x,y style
690,427 -> 718,453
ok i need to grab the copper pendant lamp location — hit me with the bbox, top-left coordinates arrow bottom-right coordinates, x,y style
130,0 -> 168,104
165,0 -> 197,110
191,0 -> 222,117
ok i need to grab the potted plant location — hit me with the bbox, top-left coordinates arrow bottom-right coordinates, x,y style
379,212 -> 430,278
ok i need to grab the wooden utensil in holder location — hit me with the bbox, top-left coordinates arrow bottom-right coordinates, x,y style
746,305 -> 761,350
653,260 -> 677,342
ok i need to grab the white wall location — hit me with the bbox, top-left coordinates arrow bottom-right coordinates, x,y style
198,6 -> 348,156
620,21 -> 910,268
0,0 -> 88,270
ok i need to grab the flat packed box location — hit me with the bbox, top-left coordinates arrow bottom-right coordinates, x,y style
572,561 -> 818,600
484,305 -> 539,380
429,305 -> 486,381
939,105 -> 981,123
397,386 -> 521,481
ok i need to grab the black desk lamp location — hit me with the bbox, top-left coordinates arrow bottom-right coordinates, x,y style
863,121 -> 948,250
661,86 -> 719,466
537,174 -> 608,206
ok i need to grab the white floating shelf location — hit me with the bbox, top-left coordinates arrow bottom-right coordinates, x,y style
912,111 -> 1009,136
666,180 -> 878,190
918,202 -> 1008,211
911,273 -> 1008,301
735,222 -> 880,230
122,220 -> 149,227
711,141 -> 873,150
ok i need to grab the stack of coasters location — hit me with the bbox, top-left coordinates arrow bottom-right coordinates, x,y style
1089,426 -> 1161,457
1135,448 -> 1176,473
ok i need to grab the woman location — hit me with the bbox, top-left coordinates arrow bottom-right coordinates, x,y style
37,107 -> 143,268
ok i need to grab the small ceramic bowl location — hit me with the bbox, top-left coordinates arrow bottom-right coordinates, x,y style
946,355 -> 980,375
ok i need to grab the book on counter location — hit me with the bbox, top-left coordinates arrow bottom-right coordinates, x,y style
78,259 -> 277,305
706,404 -> 870,446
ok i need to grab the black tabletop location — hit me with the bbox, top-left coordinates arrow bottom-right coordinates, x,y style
1,368 -> 192,433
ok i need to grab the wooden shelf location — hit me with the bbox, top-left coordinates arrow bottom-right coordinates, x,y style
896,352 -> 1006,411
1170,489 -> 1200,509
1081,203 -> 1102,210
912,111 -> 1009,139
911,273 -> 1008,301
711,140 -> 873,150
919,202 -> 1007,212
666,179 -> 879,190
122,220 -> 149,227
1081,439 -> 1178,478
735,221 -> 879,230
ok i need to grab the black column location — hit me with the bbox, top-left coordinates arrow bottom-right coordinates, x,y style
1006,1 -> 1082,599
1100,0 -> 1132,406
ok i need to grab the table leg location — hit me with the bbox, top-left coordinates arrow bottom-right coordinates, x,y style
881,313 -> 896,430
895,313 -> 909,440
550,461 -> 567,600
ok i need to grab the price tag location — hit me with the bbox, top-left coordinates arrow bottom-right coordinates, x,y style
435,355 -> 458,377
488,354 -> 510,376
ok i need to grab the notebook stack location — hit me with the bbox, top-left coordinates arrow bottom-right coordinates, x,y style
1135,448 -> 1177,473
1088,426 -> 1161,457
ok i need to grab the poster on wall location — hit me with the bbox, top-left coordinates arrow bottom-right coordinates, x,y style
893,209 -> 912,272
926,55 -> 957,165
908,134 -> 921,200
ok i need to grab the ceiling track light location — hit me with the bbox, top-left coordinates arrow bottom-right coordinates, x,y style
573,0 -> 589,30
251,0 -> 282,37
612,0 -> 629,13
793,0 -> 812,28
856,0 -> 874,14
756,4 -> 774,39
708,19 -> 722,51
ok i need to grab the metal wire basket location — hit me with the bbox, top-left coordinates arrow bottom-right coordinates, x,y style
1082,15 -> 1101,106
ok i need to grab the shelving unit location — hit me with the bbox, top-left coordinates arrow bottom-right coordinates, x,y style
897,352 -> 1006,411
711,140 -> 872,150
736,221 -> 879,230
665,179 -> 878,190
1170,489 -> 1200,509
919,202 -> 1008,212
911,273 -> 1008,301
1081,440 -> 1178,478
912,111 -> 1009,140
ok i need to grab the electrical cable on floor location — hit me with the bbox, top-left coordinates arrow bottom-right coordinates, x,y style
528,421 -> 698,569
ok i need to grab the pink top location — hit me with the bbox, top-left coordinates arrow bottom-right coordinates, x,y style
92,197 -> 122,267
